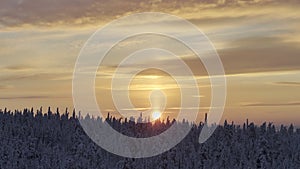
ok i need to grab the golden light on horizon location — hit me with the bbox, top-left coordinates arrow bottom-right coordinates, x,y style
151,111 -> 161,120
128,69 -> 181,112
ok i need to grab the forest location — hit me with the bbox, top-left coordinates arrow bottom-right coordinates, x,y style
0,107 -> 300,169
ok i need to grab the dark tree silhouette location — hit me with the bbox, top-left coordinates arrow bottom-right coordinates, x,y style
0,107 -> 299,169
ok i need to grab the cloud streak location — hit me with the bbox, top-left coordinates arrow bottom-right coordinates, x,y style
1,0 -> 300,29
0,85 -> 13,90
272,82 -> 300,86
0,95 -> 69,100
242,102 -> 300,107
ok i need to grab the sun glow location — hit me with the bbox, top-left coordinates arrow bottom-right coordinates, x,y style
152,111 -> 161,120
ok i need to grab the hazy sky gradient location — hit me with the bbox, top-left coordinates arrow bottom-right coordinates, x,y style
0,0 -> 300,125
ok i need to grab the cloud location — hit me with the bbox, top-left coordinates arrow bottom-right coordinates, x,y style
1,0 -> 300,29
217,36 -> 300,75
0,0 -> 300,120
119,107 -> 149,111
167,106 -> 211,110
1,65 -> 34,72
0,0 -> 138,28
0,85 -> 13,90
92,33 -> 300,78
100,35 -> 300,77
0,95 -> 69,100
241,102 -> 300,107
272,82 -> 300,86
0,72 -> 71,82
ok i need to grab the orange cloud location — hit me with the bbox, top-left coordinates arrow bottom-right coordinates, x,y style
1,0 -> 299,29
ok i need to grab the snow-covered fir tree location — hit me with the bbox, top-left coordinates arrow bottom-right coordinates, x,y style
0,107 -> 299,169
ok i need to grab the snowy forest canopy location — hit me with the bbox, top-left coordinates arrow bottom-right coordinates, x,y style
0,107 -> 300,169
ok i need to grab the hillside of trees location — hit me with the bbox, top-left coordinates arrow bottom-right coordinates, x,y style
0,107 -> 300,169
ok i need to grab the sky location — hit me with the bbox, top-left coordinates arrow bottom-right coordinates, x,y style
0,0 -> 300,125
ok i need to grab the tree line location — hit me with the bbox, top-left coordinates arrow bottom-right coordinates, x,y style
0,107 -> 299,168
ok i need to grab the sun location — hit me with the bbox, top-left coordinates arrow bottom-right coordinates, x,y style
152,111 -> 161,120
